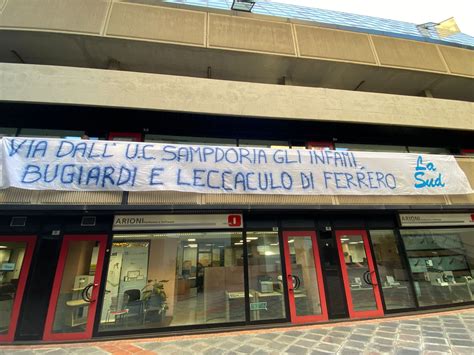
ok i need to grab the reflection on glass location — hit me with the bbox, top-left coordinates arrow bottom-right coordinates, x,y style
99,232 -> 244,332
289,237 -> 322,316
0,242 -> 27,335
401,228 -> 474,307
340,234 -> 377,311
370,230 -> 416,310
247,232 -> 286,321
52,241 -> 99,334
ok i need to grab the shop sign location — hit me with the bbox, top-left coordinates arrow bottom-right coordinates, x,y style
1,137 -> 472,195
399,213 -> 474,227
113,214 -> 243,231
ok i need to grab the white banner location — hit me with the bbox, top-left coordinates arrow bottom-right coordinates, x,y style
0,137 -> 472,195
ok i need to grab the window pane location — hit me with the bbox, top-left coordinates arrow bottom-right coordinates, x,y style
19,129 -> 85,139
288,236 -> 322,316
247,232 -> 286,321
145,134 -> 237,146
239,139 -> 289,149
408,147 -> 450,154
52,240 -> 99,334
340,234 -> 377,311
370,230 -> 416,310
335,143 -> 407,153
0,127 -> 17,138
99,232 -> 245,332
401,228 -> 474,307
0,242 -> 27,335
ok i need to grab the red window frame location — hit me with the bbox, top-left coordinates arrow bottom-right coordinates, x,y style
0,235 -> 36,343
282,231 -> 328,324
335,230 -> 384,319
460,149 -> 474,156
42,235 -> 107,341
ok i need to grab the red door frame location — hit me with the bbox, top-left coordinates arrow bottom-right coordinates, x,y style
335,230 -> 384,319
0,235 -> 36,343
43,235 -> 107,341
282,231 -> 328,323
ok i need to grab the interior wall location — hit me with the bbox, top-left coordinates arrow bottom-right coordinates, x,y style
148,239 -> 178,315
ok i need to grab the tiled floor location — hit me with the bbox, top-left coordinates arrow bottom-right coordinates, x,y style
1,308 -> 473,354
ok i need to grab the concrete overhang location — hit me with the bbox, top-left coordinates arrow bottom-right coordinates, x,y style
1,63 -> 473,132
0,1 -> 473,102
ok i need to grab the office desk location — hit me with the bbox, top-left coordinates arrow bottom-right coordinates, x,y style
432,282 -> 474,301
226,291 -> 245,321
253,291 -> 285,321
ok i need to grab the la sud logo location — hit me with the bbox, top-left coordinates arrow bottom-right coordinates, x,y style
414,156 -> 445,189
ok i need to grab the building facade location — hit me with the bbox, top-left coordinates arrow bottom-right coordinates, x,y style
0,0 -> 473,343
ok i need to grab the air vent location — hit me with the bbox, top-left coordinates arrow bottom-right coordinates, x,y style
10,216 -> 27,227
81,216 -> 97,227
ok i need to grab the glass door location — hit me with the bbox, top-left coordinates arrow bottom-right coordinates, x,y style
335,230 -> 384,319
43,235 -> 107,341
0,236 -> 36,343
282,231 -> 328,323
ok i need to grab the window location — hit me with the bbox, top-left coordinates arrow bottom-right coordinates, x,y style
145,134 -> 237,146
246,231 -> 286,321
408,147 -> 450,155
0,241 -> 28,336
19,129 -> 86,139
306,141 -> 334,150
460,149 -> 474,157
239,139 -> 289,149
401,228 -> 474,307
108,132 -> 142,142
370,230 -> 416,310
0,127 -> 17,138
99,232 -> 244,332
335,143 -> 408,153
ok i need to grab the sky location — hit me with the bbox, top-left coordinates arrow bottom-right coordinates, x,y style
270,0 -> 474,36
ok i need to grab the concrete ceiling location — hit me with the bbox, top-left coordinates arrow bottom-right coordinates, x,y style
1,29 -> 473,102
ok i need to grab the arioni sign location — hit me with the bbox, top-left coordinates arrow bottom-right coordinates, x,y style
399,213 -> 474,227
0,137 -> 472,195
113,214 -> 243,231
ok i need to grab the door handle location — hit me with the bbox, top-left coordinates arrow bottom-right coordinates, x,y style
292,275 -> 301,290
287,275 -> 301,291
363,271 -> 377,287
81,283 -> 98,303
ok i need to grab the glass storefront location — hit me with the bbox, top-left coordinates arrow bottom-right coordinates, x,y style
247,232 -> 286,321
51,240 -> 99,334
401,228 -> 474,307
99,232 -> 245,332
2,213 -> 474,343
0,242 -> 27,336
370,230 -> 416,310
338,233 -> 379,313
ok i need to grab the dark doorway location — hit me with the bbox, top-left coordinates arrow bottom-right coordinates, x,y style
318,230 -> 348,319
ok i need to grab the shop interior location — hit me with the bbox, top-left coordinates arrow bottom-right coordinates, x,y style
401,228 -> 474,307
0,242 -> 26,335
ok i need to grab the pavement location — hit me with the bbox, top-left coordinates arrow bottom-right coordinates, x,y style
1,308 -> 473,355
